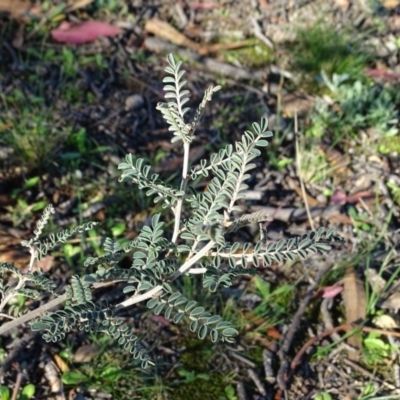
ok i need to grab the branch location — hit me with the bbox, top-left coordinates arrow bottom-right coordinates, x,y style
116,240 -> 216,310
0,281 -> 121,336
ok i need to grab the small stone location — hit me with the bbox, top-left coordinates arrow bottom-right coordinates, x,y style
124,94 -> 144,111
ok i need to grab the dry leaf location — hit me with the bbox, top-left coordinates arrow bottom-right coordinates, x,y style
73,344 -> 100,363
286,176 -> 319,207
381,292 -> 400,313
280,92 -> 314,117
51,20 -> 121,44
321,282 -> 344,298
373,314 -> 399,329
66,0 -> 94,12
53,353 -> 69,373
332,0 -> 350,9
379,0 -> 400,9
342,269 -> 366,360
144,18 -> 250,56
365,268 -> 387,294
0,0 -> 42,20
43,359 -> 65,398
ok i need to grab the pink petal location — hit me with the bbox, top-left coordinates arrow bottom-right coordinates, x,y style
321,283 -> 344,298
51,20 -> 121,44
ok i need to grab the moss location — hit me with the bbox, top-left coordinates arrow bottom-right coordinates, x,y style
173,372 -> 228,400
180,337 -> 214,371
221,38 -> 273,68
379,135 -> 400,154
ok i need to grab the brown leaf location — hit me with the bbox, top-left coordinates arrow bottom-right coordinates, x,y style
342,269 -> 366,360
381,292 -> 400,313
0,0 -> 42,20
286,176 -> 320,207
379,0 -> 400,9
144,18 -> 251,56
332,0 -> 350,9
373,314 -> 399,329
73,344 -> 100,363
280,93 -> 314,118
53,353 -> 69,373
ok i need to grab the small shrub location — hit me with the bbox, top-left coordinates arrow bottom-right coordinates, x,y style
0,55 -> 344,368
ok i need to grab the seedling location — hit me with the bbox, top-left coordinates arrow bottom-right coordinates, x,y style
0,55 -> 344,369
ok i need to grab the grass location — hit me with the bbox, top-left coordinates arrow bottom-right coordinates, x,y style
289,20 -> 371,92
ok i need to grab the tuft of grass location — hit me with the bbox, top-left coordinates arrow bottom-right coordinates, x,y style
289,21 -> 370,91
0,90 -> 74,169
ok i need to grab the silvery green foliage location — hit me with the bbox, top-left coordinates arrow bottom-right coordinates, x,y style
0,55 -> 344,369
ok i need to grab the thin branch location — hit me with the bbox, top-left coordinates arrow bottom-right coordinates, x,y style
0,280 -> 119,336
294,113 -> 315,230
277,261 -> 331,389
171,141 -> 190,244
116,240 -> 216,310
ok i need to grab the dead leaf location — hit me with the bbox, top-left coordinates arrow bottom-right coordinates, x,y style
53,353 -> 69,373
51,20 -> 121,44
279,92 -> 314,117
0,0 -> 42,20
342,269 -> 366,360
365,268 -> 387,294
286,176 -> 320,207
332,0 -> 350,9
265,326 -> 281,340
381,292 -> 400,313
189,2 -> 221,9
331,190 -> 347,205
43,358 -> 65,398
321,282 -> 344,298
373,314 -> 399,329
12,23 -> 25,49
73,344 -> 100,363
65,0 -> 94,13
378,0 -> 400,9
144,18 -> 251,56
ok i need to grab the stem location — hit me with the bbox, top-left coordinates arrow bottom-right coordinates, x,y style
116,240 -> 215,309
0,238 -> 215,336
0,281 -> 120,336
0,294 -> 68,336
0,277 -> 26,313
171,141 -> 190,244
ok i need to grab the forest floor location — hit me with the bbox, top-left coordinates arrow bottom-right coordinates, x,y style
1,0 -> 400,399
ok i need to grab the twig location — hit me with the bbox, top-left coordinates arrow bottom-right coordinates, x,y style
277,262 -> 331,389
236,382 -> 248,400
262,348 -> 276,383
0,280 -> 119,336
342,358 -> 397,391
249,17 -> 274,49
290,322 -> 400,374
11,373 -> 23,400
248,369 -> 267,396
294,113 -> 315,230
